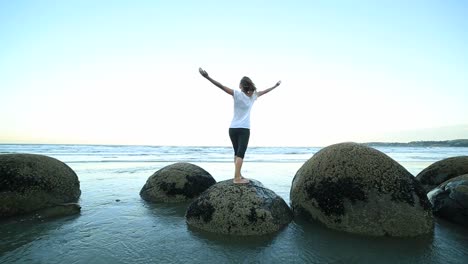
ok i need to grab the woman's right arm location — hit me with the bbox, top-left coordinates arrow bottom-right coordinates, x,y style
199,67 -> 234,95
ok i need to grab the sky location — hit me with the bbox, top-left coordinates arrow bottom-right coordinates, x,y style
0,0 -> 467,147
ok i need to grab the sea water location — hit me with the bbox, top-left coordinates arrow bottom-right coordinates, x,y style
0,144 -> 467,264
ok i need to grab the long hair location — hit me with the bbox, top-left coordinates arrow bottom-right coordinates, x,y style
240,76 -> 256,93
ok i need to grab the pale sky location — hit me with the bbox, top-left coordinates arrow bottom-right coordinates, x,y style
1,0 -> 467,147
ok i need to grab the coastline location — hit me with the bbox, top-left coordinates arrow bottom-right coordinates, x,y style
364,139 -> 468,148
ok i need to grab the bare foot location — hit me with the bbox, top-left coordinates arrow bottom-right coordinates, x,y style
233,178 -> 250,184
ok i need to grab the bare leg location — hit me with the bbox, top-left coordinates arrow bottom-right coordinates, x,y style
233,156 -> 249,184
234,156 -> 245,179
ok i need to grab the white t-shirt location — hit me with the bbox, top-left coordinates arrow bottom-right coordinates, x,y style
230,89 -> 258,129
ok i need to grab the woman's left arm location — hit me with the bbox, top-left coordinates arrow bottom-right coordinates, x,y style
257,81 -> 281,97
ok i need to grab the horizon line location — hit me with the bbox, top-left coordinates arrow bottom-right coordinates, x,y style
1,138 -> 467,149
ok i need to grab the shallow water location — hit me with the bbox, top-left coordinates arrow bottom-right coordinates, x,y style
1,144 -> 468,263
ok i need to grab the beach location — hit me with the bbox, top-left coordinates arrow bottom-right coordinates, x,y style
1,144 -> 468,263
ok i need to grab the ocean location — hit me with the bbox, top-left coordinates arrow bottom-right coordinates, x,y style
1,144 -> 467,264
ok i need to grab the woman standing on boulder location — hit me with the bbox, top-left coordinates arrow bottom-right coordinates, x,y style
199,67 -> 281,184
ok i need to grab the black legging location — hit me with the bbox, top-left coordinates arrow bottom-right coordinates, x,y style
229,128 -> 250,159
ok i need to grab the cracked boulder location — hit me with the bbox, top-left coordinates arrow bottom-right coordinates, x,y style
185,179 -> 293,236
416,156 -> 468,193
0,154 -> 81,218
290,142 -> 433,237
140,162 -> 216,203
428,174 -> 468,227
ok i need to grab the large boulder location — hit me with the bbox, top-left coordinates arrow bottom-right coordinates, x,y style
140,162 -> 216,203
428,174 -> 468,227
290,142 -> 433,237
0,154 -> 81,218
416,156 -> 468,193
186,179 -> 293,236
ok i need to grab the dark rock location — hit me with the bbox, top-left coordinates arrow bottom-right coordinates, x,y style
140,162 -> 216,203
186,179 -> 292,236
34,203 -> 81,219
290,142 -> 433,237
428,174 -> 468,227
0,154 -> 81,218
416,156 -> 468,193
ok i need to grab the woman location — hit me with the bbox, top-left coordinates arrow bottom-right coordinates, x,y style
199,67 -> 281,184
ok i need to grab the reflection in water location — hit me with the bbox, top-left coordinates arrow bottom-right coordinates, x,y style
0,215 -> 80,254
2,186 -> 467,263
290,216 -> 435,263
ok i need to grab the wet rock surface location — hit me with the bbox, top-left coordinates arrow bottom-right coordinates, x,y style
0,154 -> 81,218
290,142 -> 433,237
416,156 -> 468,193
428,174 -> 468,227
33,203 -> 81,219
140,162 -> 216,203
186,179 -> 293,236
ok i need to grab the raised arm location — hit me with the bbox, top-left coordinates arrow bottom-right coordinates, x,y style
199,67 -> 233,95
257,80 -> 281,97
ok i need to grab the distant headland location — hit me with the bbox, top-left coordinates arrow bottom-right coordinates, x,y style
364,139 -> 468,147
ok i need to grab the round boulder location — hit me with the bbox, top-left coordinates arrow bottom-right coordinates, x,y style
428,174 -> 468,227
140,162 -> 216,203
290,142 -> 433,237
185,179 -> 293,236
416,156 -> 468,193
0,154 -> 81,218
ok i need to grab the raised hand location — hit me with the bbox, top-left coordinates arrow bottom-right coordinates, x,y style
275,80 -> 282,87
199,67 -> 209,78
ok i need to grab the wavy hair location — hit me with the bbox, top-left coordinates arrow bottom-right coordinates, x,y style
240,76 -> 256,93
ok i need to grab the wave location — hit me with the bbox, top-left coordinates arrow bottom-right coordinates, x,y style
2,144 -> 467,167
64,159 -> 308,164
